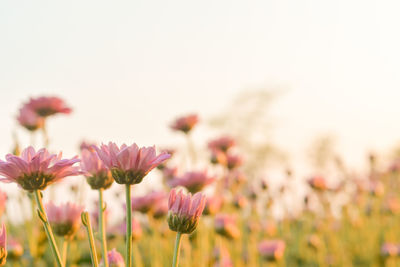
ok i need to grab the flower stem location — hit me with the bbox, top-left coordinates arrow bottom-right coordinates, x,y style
81,211 -> 99,267
33,190 -> 64,267
172,232 -> 183,267
99,188 -> 109,267
126,184 -> 132,267
62,239 -> 69,266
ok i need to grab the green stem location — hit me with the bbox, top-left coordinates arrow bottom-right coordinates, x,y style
81,211 -> 99,267
42,122 -> 49,148
126,184 -> 132,267
99,189 -> 109,267
33,190 -> 64,267
172,232 -> 183,267
62,239 -> 69,266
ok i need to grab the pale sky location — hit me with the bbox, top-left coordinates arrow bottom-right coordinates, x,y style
1,0 -> 400,173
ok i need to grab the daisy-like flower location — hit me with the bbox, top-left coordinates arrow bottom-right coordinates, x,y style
208,136 -> 236,153
46,202 -> 84,238
0,224 -> 6,266
24,96 -> 72,117
168,170 -> 215,193
17,105 -> 44,131
167,189 -> 206,234
81,149 -> 113,190
170,114 -> 199,134
0,147 -> 81,191
95,142 -> 170,185
258,240 -> 286,261
104,249 -> 125,267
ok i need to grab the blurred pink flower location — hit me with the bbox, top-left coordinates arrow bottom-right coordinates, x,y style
81,149 -> 113,190
210,149 -> 227,166
170,114 -> 199,134
208,136 -> 236,153
115,218 -> 142,241
0,223 -> 6,265
167,189 -> 206,234
381,243 -> 400,257
153,199 -> 169,219
168,170 -> 215,193
213,246 -> 233,267
215,214 -> 240,239
46,202 -> 84,238
79,141 -> 97,152
308,176 -> 327,191
233,194 -> 248,209
203,195 -> 224,215
131,191 -> 167,214
0,190 -> 6,218
258,240 -> 286,261
162,166 -> 179,181
0,147 -> 81,191
24,96 -> 72,117
369,180 -> 385,197
95,142 -> 170,185
16,105 -> 44,131
7,239 -> 23,260
226,154 -> 243,170
106,248 -> 125,267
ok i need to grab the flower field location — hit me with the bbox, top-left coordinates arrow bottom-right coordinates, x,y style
0,95 -> 400,267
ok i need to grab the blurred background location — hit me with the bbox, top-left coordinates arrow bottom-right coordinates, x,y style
1,0 -> 400,171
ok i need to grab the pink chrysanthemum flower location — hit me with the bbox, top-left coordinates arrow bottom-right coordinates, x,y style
214,214 -> 240,240
16,105 -> 44,131
24,96 -> 72,117
0,224 -> 6,266
131,191 -> 167,214
208,136 -> 236,153
95,142 -> 170,185
0,190 -> 6,218
46,202 -> 84,238
168,170 -> 215,193
0,147 -> 81,191
170,114 -> 199,134
81,149 -> 113,190
167,189 -> 206,234
104,248 -> 125,267
258,240 -> 286,261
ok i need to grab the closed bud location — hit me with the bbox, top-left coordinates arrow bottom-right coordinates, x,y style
167,189 -> 206,234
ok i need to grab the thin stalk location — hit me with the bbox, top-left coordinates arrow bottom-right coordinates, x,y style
99,189 -> 109,267
186,134 -> 197,165
62,239 -> 69,266
172,232 -> 183,267
42,121 -> 49,148
33,190 -> 64,267
81,211 -> 99,267
126,184 -> 132,267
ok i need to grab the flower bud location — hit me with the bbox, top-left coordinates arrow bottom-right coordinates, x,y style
167,189 -> 206,234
